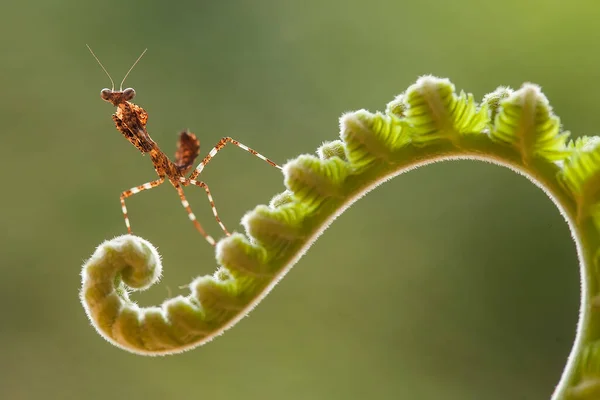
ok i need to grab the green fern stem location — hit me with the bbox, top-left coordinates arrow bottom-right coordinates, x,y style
81,76 -> 600,399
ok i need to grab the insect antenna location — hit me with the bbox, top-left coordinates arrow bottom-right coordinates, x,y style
120,48 -> 148,91
86,44 -> 115,91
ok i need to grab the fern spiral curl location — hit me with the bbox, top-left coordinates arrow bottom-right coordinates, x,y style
82,76 -> 600,399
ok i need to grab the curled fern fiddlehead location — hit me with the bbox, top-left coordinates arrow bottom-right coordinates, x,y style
81,76 -> 600,399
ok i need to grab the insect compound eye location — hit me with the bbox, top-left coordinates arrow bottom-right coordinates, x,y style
123,88 -> 136,100
100,88 -> 112,101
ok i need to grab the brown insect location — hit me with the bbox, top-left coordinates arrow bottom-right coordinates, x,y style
87,46 -> 282,246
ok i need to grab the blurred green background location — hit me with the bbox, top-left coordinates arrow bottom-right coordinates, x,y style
1,0 -> 596,398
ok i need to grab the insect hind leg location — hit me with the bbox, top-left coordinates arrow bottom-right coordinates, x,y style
180,177 -> 230,238
174,183 -> 217,246
189,137 -> 281,180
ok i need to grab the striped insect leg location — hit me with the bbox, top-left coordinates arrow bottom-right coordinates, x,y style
174,184 -> 216,246
120,177 -> 165,233
189,137 -> 281,180
180,177 -> 230,237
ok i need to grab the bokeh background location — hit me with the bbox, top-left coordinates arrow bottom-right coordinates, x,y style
1,0 -> 596,398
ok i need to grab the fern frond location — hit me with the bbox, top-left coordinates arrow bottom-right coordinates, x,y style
81,77 -> 600,400
490,83 -> 570,163
403,76 -> 489,145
